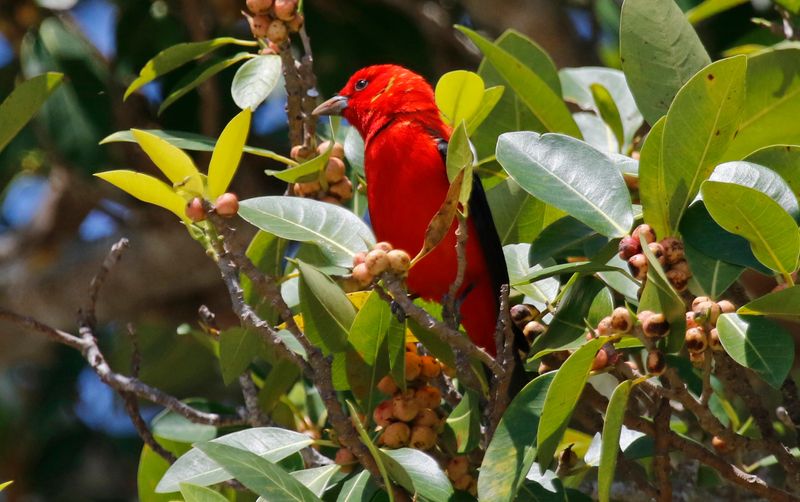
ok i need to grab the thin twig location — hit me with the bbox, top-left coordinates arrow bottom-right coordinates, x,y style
485,285 -> 515,444
239,372 -> 271,427
443,215 -> 468,330
653,397 -> 672,502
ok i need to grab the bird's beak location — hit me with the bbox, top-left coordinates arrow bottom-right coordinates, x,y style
312,95 -> 348,116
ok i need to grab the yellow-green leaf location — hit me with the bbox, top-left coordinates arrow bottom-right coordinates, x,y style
208,108 -> 252,199
435,70 -> 485,126
132,129 -> 203,195
0,481 -> 12,492
0,72 -> 63,153
466,85 -> 505,135
95,170 -> 188,220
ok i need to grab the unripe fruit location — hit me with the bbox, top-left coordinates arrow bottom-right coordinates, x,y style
405,342 -> 417,353
353,251 -> 367,267
591,347 -> 609,371
247,14 -> 270,38
596,316 -> 613,336
709,327 -> 723,352
318,140 -> 345,159
660,237 -> 685,265
415,385 -> 441,409
375,241 -> 393,252
186,197 -> 206,222
618,236 -> 641,260
266,19 -> 288,43
392,390 -> 419,422
351,263 -> 373,287
364,249 -> 390,276
377,375 -> 397,395
409,425 -> 437,450
692,296 -> 711,310
642,312 -> 670,339
324,157 -> 346,183
454,474 -> 474,491
447,456 -> 469,480
215,192 -> 239,217
380,422 -> 410,448
290,144 -> 310,161
665,267 -> 690,292
717,300 -> 736,314
632,224 -> 657,244
637,310 -> 654,324
694,300 -> 721,325
294,180 -> 321,197
287,12 -> 304,32
523,321 -> 546,341
686,311 -> 699,329
420,355 -> 441,378
373,400 -> 394,428
647,350 -> 666,375
610,306 -> 633,333
628,253 -> 648,280
329,178 -> 353,201
648,242 -> 666,266
246,0 -> 273,15
405,352 -> 422,381
510,304 -> 535,328
414,408 -> 439,427
711,435 -> 730,453
387,249 -> 411,274
274,0 -> 298,20
685,326 -> 708,353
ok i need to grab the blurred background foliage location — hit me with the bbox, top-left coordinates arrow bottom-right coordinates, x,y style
0,0 -> 787,499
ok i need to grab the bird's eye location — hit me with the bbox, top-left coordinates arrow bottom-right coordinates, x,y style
354,79 -> 368,91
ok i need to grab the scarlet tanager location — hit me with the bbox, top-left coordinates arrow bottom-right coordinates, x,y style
313,65 -> 518,358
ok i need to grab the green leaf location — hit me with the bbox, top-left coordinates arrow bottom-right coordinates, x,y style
101,129 -> 295,165
125,38 -> 253,99
298,260 -> 355,354
706,161 -> 800,219
529,216 -> 597,265
219,327 -> 260,385
686,0 -> 749,23
179,483 -> 228,502
598,380 -> 633,502
497,132 -> 633,237
94,170 -> 188,221
0,72 -> 63,153
685,243 -> 742,300
208,108 -> 252,199
701,181 -> 800,276
479,372 -> 555,502
638,233 -> 686,352
349,291 -> 392,364
746,145 -> 800,199
0,481 -> 11,492
290,464 -> 342,496
716,314 -> 795,388
738,286 -> 800,318
379,448 -> 454,501
139,438 -> 192,502
242,231 -> 287,315
637,118 -> 671,238
457,26 -> 581,139
346,401 -> 394,502
620,0 -> 711,125
661,56 -> 747,233
504,244 -> 559,310
151,400 -> 219,443
238,196 -> 375,267
486,177 -> 547,246
530,275 -> 606,358
156,427 -> 313,492
231,55 -> 283,110
589,83 -> 624,151
387,317 -> 407,391
131,129 -> 204,195
435,70 -> 485,126
336,470 -> 377,502
194,442 -> 322,501
259,358 -> 301,413
723,48 -> 800,161
588,287 -> 614,327
560,67 -> 643,150
159,53 -> 254,115
519,262 -> 621,287
266,147 -> 331,183
445,389 -> 480,454
466,85 -> 505,135
537,337 -> 607,468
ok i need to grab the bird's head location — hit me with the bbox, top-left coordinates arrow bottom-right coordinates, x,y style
312,64 -> 441,139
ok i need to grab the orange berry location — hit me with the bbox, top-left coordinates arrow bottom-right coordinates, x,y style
632,224 -> 656,244
373,400 -> 394,428
215,192 -> 239,217
415,385 -> 441,409
318,140 -> 345,159
685,327 -> 708,354
328,178 -> 353,201
365,249 -> 390,276
266,19 -> 288,43
717,300 -> 736,314
420,355 -> 441,379
591,347 -> 609,371
523,321 -> 546,341
610,306 -> 633,333
324,157 -> 346,183
287,12 -> 304,32
274,0 -> 298,20
405,342 -> 418,353
353,251 -> 367,267
377,375 -> 397,395
711,435 -> 730,453
246,0 -> 273,15
246,14 -> 270,38
294,180 -> 321,197
380,422 -> 410,448
405,352 -> 422,381
447,456 -> 469,480
351,263 -> 373,287
414,408 -> 439,427
185,197 -> 206,222
453,473 -> 473,491
387,249 -> 411,274
392,390 -> 419,422
642,312 -> 670,339
409,425 -> 437,450
375,241 -> 393,252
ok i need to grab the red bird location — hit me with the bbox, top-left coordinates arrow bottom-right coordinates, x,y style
313,65 -> 510,355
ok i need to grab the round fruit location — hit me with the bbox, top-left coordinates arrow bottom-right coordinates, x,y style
414,408 -> 439,427
287,12 -> 304,31
642,312 -> 670,339
685,327 -> 708,353
510,304 -> 535,328
665,267 -> 690,292
420,355 -> 441,378
454,474 -> 473,491
380,422 -> 410,448
335,447 -> 355,465
274,0 -> 298,20
694,301 -> 721,325
364,249 -> 390,276
596,316 -> 613,336
392,390 -> 419,422
632,224 -> 657,244
185,197 -> 206,222
648,242 -> 666,266
523,321 -> 546,341
447,456 -> 469,481
353,251 -> 367,267
660,237 -> 685,265
646,350 -> 666,375
351,263 -> 373,287
375,241 -> 393,252
709,327 -> 723,352
247,14 -> 270,38
409,425 -> 437,450
610,306 -> 633,333
373,400 -> 394,428
415,385 -> 441,409
387,249 -> 411,275
246,0 -> 273,15
692,296 -> 711,310
377,375 -> 397,395
591,347 -> 609,371
618,236 -> 641,260
717,300 -> 736,314
711,435 -> 730,453
329,178 -> 354,201
215,192 -> 239,217
405,352 -> 422,381
628,253 -> 648,280
685,311 -> 699,329
318,140 -> 345,159
266,19 -> 288,43
325,157 -> 346,183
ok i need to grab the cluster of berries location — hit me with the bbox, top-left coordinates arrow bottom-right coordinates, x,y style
244,0 -> 303,52
685,296 -> 734,366
509,304 -> 568,374
185,193 -> 239,222
351,242 -> 411,287
619,224 -> 692,292
446,455 -> 478,495
291,141 -> 354,205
